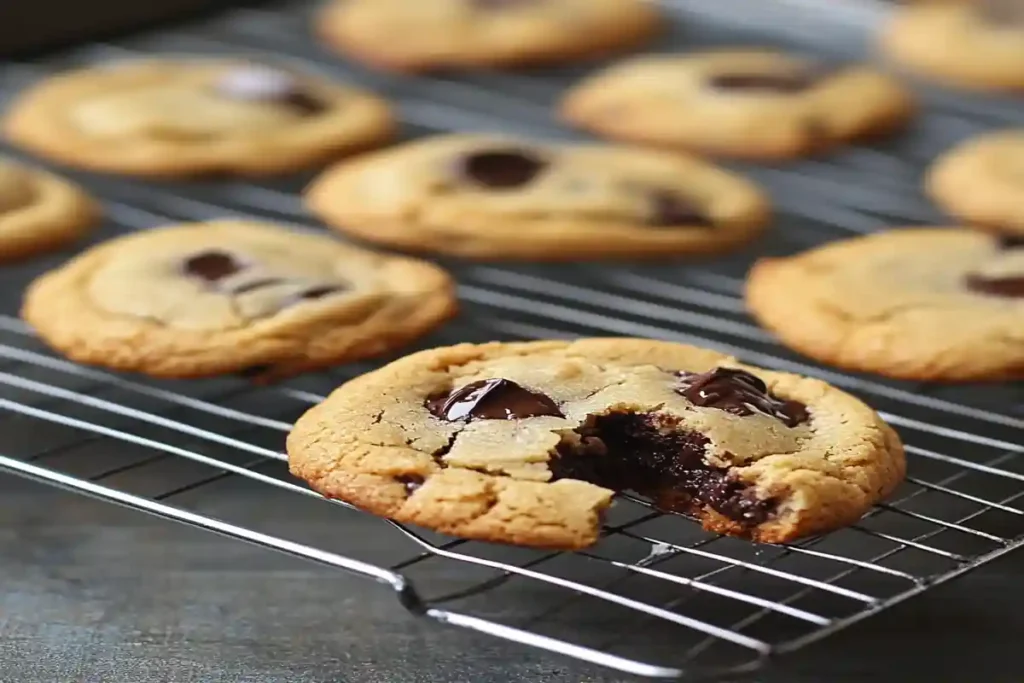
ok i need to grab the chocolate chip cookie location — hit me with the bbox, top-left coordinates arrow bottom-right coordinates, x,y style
560,49 -> 915,160
926,131 -> 1024,237
21,220 -> 457,380
746,229 -> 1024,382
3,59 -> 395,177
288,339 -> 905,549
880,0 -> 1024,92
0,157 -> 99,261
305,134 -> 771,260
316,0 -> 660,73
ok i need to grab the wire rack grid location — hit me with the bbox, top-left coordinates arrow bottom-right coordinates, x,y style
0,0 -> 1022,679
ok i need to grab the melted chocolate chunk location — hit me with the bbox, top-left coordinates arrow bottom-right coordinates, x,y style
676,367 -> 809,427
708,68 -> 824,94
459,149 -> 547,189
182,251 -> 244,282
426,378 -> 563,421
550,412 -> 776,525
647,190 -> 713,227
965,273 -> 1024,298
215,66 -> 325,115
397,474 -> 424,494
997,235 -> 1024,250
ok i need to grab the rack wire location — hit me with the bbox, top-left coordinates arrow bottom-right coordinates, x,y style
0,0 -> 1021,679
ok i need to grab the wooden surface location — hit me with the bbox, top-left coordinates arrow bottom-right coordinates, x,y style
2,472 -> 1022,683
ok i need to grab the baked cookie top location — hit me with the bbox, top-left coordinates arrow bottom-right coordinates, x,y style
927,130 -> 1024,236
21,220 -> 457,379
305,134 -> 771,260
287,339 -> 905,549
3,59 -> 395,177
560,49 -> 915,160
0,157 -> 99,261
879,0 -> 1024,91
746,229 -> 1024,382
316,0 -> 661,72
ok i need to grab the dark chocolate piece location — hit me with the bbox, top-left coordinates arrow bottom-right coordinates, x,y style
965,273 -> 1024,298
397,474 -> 424,494
459,149 -> 547,189
182,251 -> 244,282
214,66 -> 325,115
550,412 -> 776,525
997,235 -> 1024,250
708,68 -> 824,94
647,190 -> 713,227
676,367 -> 809,427
426,378 -> 563,421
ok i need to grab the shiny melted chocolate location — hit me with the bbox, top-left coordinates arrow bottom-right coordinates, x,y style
182,251 -> 244,282
647,190 -> 713,228
458,149 -> 547,189
676,367 -> 810,428
426,378 -> 564,421
550,413 -> 776,525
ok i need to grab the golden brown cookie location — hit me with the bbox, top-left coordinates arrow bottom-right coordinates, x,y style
879,0 -> 1024,92
0,157 -> 99,261
560,49 -> 915,160
305,133 -> 771,260
746,229 -> 1024,382
316,0 -> 661,73
21,220 -> 457,380
3,59 -> 395,177
288,339 -> 906,549
926,130 -> 1024,236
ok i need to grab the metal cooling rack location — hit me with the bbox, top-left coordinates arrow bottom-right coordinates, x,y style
0,0 -> 1022,679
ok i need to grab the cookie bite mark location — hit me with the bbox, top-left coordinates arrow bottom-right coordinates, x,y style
287,340 -> 905,549
552,412 -> 778,528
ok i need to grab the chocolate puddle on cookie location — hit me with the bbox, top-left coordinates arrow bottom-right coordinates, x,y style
550,412 -> 777,525
426,370 -> 806,528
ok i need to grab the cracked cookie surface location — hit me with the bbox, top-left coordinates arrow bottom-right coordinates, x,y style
746,228 -> 1024,381
3,59 -> 395,177
926,130 -> 1024,237
560,49 -> 915,160
21,220 -> 457,379
880,0 -> 1024,92
305,133 -> 770,260
287,339 -> 905,549
0,157 -> 99,261
316,0 -> 660,73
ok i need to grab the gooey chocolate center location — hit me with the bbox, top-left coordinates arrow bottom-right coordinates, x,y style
426,370 -> 809,527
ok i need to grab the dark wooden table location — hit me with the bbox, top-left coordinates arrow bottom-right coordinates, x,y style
3,473 -> 1021,683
